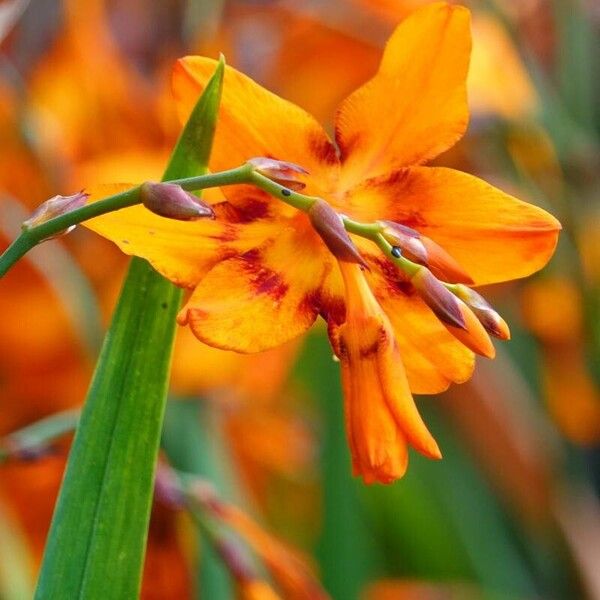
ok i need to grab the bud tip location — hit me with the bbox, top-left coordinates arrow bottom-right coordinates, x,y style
141,182 -> 215,221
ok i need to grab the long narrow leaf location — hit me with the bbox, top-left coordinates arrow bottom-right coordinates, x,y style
34,58 -> 225,599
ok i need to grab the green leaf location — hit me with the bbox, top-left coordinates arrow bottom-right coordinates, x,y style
162,54 -> 225,182
34,58 -> 225,599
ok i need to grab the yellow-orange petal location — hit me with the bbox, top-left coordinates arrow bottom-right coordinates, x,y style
321,252 -> 474,394
178,227 -> 330,353
371,274 -> 475,394
336,312 -> 441,484
348,167 -> 561,286
172,57 -> 339,197
335,2 -> 471,187
83,184 -> 276,289
219,505 -> 327,600
338,348 -> 409,484
335,262 -> 441,484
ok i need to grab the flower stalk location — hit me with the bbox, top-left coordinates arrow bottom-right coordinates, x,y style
0,165 -> 252,278
0,409 -> 80,463
0,157 -> 506,347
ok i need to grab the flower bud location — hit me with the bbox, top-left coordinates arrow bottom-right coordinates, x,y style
379,220 -> 473,284
247,157 -> 308,191
153,464 -> 185,508
379,221 -> 428,264
409,267 -> 495,356
22,191 -> 89,234
308,199 -> 366,267
410,267 -> 466,329
453,284 -> 511,340
420,237 -> 473,285
445,300 -> 496,358
140,182 -> 214,221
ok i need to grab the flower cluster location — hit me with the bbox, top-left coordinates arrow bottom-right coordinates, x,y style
85,2 -> 560,483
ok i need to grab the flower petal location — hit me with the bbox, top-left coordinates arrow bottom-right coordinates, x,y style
84,184 -> 275,289
339,346 -> 410,483
350,167 -> 561,285
372,269 -> 475,394
335,2 -> 471,186
172,57 -> 339,192
178,226 -> 331,352
331,261 -> 441,484
325,241 -> 475,394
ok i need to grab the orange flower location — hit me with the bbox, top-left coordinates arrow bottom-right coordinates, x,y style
521,278 -> 600,444
217,503 -> 327,600
86,3 -> 560,482
237,580 -> 282,600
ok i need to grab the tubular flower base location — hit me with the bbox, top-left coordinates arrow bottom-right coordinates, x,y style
85,3 -> 560,483
331,262 -> 441,483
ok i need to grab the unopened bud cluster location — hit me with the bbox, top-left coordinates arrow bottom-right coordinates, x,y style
248,156 -> 510,358
380,220 -> 473,284
249,157 -> 368,267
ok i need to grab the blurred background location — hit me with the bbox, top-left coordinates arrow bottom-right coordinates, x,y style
0,0 -> 599,598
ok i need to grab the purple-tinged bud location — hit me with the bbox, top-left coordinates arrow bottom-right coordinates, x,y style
308,199 -> 367,267
453,284 -> 511,340
22,191 -> 89,234
247,157 -> 309,191
379,220 -> 428,264
379,220 -> 473,284
154,464 -> 185,508
140,182 -> 215,221
0,437 -> 51,461
410,267 -> 466,329
213,537 -> 255,583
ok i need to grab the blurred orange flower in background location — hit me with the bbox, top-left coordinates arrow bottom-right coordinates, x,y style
86,2 -> 560,484
1,0 -> 600,598
521,277 -> 600,444
197,0 -> 537,126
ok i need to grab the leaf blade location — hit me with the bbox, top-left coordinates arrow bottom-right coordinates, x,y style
34,58 -> 225,599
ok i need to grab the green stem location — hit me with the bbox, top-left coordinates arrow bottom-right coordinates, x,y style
253,180 -> 429,279
249,171 -> 320,210
0,160 -> 431,286
165,468 -> 256,586
342,217 -> 381,238
0,165 -> 253,278
373,233 -> 420,276
0,409 -> 80,462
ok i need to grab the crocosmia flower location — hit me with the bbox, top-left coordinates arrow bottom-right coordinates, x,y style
86,2 -> 560,483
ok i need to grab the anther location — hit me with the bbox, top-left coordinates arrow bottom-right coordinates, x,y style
281,189 -> 291,197
391,246 -> 401,258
